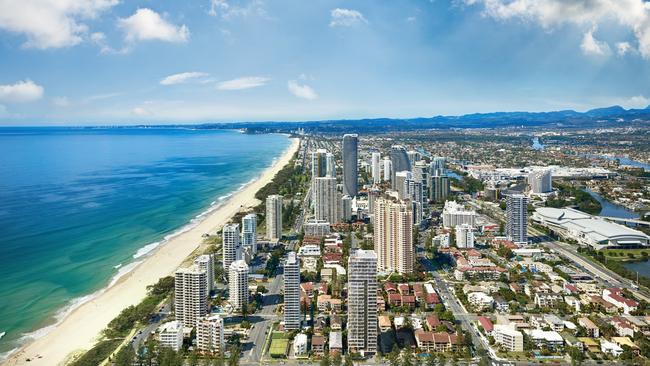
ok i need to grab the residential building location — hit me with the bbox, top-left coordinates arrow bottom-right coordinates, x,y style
529,169 -> 553,194
266,195 -> 283,241
342,134 -> 359,197
414,331 -> 458,353
314,177 -> 338,223
442,201 -> 476,228
229,260 -> 249,312
347,250 -> 378,355
175,265 -> 208,328
494,325 -> 524,352
284,252 -> 301,330
373,197 -> 414,274
293,333 -> 308,356
326,152 -> 336,178
383,157 -> 392,182
339,195 -> 352,222
304,219 -> 330,237
196,315 -> 224,355
429,174 -> 450,203
506,194 -> 529,244
389,145 -> 411,189
222,223 -> 241,272
194,254 -> 214,293
371,152 -> 381,184
158,321 -> 184,351
603,288 -> 639,314
311,149 -> 328,180
455,224 -> 474,248
241,213 -> 257,254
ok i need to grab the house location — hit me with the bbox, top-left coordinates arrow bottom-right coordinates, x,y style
379,315 -> 392,332
329,332 -> 343,354
478,316 -> 494,336
612,337 -> 639,355
578,337 -> 600,354
600,340 -> 623,357
425,293 -> 440,309
317,295 -> 342,312
578,318 -> 600,338
388,293 -> 402,307
543,314 -> 565,332
414,331 -> 458,353
603,288 -> 639,314
589,295 -> 618,314
323,252 -> 342,265
330,315 -> 342,330
321,268 -> 336,283
612,317 -> 635,337
384,282 -> 398,294
426,315 -> 441,331
402,295 -> 416,310
493,295 -> 510,313
301,282 -> 314,297
311,335 -> 326,355
398,283 -> 410,295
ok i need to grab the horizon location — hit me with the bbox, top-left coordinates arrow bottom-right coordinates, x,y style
2,1 -> 650,124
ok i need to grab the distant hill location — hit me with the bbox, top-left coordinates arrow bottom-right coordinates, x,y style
160,104 -> 650,133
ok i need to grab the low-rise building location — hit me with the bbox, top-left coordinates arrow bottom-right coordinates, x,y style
526,329 -> 564,350
414,330 -> 458,353
294,333 -> 308,356
311,335 -> 326,355
158,321 -> 184,352
603,288 -> 639,314
467,292 -> 494,311
494,325 -> 524,352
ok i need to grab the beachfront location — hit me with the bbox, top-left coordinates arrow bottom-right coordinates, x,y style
3,137 -> 300,366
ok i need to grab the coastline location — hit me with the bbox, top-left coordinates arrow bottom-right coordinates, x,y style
2,136 -> 300,366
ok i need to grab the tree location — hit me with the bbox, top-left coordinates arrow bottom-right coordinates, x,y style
228,345 -> 241,366
332,352 -> 342,366
114,345 -> 136,366
402,348 -> 414,366
388,344 -> 401,366
188,351 -> 200,366
344,353 -> 354,366
425,353 -> 436,366
320,352 -> 331,366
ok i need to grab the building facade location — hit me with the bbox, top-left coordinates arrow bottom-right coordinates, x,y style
389,145 -> 411,189
347,250 -> 378,356
229,260 -> 249,312
266,195 -> 283,241
342,134 -> 359,197
194,254 -> 214,293
373,197 -> 414,274
284,252 -> 301,330
196,315 -> 225,355
506,194 -> 529,244
241,213 -> 257,254
314,177 -> 339,223
175,265 -> 208,328
222,223 -> 241,272
371,152 -> 381,184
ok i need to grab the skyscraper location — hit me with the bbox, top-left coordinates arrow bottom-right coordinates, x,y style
229,260 -> 249,312
196,315 -> 225,355
222,223 -> 241,272
431,157 -> 446,176
429,174 -> 450,203
311,149 -> 328,181
326,152 -> 336,178
339,195 -> 353,222
371,152 -> 381,184
313,177 -> 338,223
383,157 -> 392,182
389,145 -> 411,189
528,169 -> 553,194
506,194 -> 529,244
266,195 -> 283,241
194,254 -> 214,293
242,213 -> 257,254
342,134 -> 359,197
373,197 -> 414,274
347,249 -> 378,356
175,265 -> 208,328
284,252 -> 301,330
395,170 -> 412,200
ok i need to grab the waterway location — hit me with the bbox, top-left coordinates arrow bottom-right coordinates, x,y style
532,137 -> 545,150
582,153 -> 650,171
584,188 -> 640,219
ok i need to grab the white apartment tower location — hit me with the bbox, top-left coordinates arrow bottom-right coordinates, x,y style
313,177 -> 339,223
347,249 -> 378,356
196,315 -> 225,355
326,152 -> 336,178
371,152 -> 381,184
506,194 -> 529,244
311,149 -> 329,180
283,252 -> 301,330
373,197 -> 414,274
340,195 -> 353,222
266,195 -> 283,241
229,260 -> 249,312
158,321 -> 184,351
455,224 -> 475,249
383,157 -> 391,182
241,213 -> 257,254
442,201 -> 477,228
222,223 -> 241,272
174,265 -> 208,328
529,169 -> 553,194
194,254 -> 214,293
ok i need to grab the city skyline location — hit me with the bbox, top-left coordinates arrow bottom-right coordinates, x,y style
3,1 -> 650,125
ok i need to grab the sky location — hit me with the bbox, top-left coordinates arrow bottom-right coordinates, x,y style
1,0 -> 650,125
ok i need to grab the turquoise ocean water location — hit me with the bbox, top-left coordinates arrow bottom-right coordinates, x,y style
0,127 -> 291,357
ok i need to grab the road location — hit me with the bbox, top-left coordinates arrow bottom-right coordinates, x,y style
130,302 -> 171,350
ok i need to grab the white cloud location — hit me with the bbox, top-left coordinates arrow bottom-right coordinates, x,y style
624,95 -> 650,109
217,76 -> 269,90
330,8 -> 368,27
118,8 -> 189,44
132,106 -> 151,116
52,96 -> 70,107
160,72 -> 210,85
464,0 -> 650,58
288,80 -> 318,100
580,27 -> 610,56
0,0 -> 118,49
0,80 -> 44,103
617,41 -> 632,56
208,0 -> 267,19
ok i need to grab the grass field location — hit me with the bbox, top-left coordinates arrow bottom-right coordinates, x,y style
269,332 -> 289,358
600,248 -> 650,261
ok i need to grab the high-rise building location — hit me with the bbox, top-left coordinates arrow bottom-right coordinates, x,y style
326,152 -> 336,178
383,157 -> 392,182
222,223 -> 241,272
340,195 -> 353,222
455,224 -> 474,248
347,250 -> 378,356
442,201 -> 476,228
197,315 -> 225,355
342,134 -> 359,197
371,152 -> 381,184
431,157 -> 446,176
242,213 -> 257,254
395,170 -> 412,200
175,265 -> 208,328
373,197 -> 414,274
429,174 -> 450,203
506,194 -> 529,244
284,252 -> 301,330
194,254 -> 214,293
266,195 -> 283,241
311,149 -> 328,180
389,145 -> 411,189
313,177 -> 338,223
229,260 -> 249,312
407,150 -> 420,166
368,188 -> 381,214
528,169 -> 553,194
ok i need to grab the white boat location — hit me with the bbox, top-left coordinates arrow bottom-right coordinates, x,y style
0,331 -> 5,340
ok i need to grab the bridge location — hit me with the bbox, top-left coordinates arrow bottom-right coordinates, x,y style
600,216 -> 650,227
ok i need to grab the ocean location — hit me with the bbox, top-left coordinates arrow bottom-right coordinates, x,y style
0,127 -> 291,357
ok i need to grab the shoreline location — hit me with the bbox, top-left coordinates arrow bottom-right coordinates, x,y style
2,136 -> 300,366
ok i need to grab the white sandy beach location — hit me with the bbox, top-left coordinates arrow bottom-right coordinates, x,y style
3,137 -> 300,366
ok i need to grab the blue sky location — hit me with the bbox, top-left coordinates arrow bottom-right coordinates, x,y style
1,0 -> 650,125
